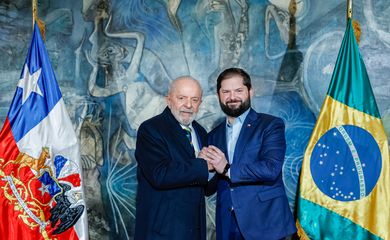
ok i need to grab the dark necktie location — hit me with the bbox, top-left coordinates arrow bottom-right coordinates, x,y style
183,126 -> 193,146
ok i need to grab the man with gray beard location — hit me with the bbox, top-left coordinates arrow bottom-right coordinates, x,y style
135,76 -> 211,240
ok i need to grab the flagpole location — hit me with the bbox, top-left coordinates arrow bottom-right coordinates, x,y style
347,0 -> 361,44
32,0 -> 37,28
31,0 -> 45,40
347,0 -> 353,20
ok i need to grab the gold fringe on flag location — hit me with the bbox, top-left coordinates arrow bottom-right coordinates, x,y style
296,219 -> 310,240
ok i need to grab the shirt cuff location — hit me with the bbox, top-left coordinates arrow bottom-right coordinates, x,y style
208,172 -> 216,181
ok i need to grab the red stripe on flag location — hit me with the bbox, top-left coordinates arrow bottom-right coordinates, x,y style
59,173 -> 81,187
0,118 -> 19,160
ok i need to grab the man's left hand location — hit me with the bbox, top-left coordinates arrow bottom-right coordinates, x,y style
205,145 -> 228,174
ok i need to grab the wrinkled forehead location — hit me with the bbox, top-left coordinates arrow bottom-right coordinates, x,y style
169,78 -> 202,97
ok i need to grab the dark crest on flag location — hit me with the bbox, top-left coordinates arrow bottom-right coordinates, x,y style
50,182 -> 85,234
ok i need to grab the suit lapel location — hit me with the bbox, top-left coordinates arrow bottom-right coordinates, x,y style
214,123 -> 228,156
192,122 -> 204,148
163,108 -> 195,156
233,109 -> 258,163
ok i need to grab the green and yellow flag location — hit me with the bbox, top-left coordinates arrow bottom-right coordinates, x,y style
296,19 -> 390,239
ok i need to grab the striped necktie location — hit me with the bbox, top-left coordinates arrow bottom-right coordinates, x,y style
183,126 -> 193,146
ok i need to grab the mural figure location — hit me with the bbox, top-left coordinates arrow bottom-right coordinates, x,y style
265,0 -> 307,59
85,3 -> 165,131
196,0 -> 249,89
0,0 -> 389,239
74,101 -> 110,239
82,1 -> 140,238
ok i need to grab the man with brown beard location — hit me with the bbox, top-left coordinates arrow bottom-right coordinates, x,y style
201,68 -> 296,240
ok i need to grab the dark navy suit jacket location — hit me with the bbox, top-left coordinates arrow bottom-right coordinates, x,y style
207,108 -> 297,240
135,107 -> 209,240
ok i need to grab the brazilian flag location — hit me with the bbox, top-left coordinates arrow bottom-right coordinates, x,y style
296,19 -> 390,239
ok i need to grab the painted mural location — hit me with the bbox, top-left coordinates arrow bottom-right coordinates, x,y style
0,0 -> 389,239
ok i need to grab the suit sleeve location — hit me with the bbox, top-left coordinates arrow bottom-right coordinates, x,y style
205,174 -> 218,196
230,118 -> 286,183
135,123 -> 209,189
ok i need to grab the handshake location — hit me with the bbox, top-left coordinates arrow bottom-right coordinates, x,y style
198,145 -> 229,174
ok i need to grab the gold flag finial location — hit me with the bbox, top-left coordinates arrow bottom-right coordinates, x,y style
32,0 -> 46,40
347,0 -> 353,19
32,0 -> 37,27
346,0 -> 361,45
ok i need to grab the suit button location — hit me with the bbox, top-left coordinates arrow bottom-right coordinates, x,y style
229,206 -> 234,212
230,188 -> 234,192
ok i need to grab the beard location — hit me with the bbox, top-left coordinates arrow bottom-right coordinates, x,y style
170,108 -> 197,126
220,98 -> 251,118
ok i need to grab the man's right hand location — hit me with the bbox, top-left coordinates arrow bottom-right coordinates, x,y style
204,145 -> 228,174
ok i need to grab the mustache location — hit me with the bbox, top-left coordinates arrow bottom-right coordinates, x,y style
180,109 -> 194,114
226,100 -> 242,104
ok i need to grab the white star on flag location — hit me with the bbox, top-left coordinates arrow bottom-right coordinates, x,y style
17,64 -> 43,104
38,183 -> 50,197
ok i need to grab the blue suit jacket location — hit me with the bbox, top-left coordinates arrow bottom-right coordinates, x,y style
135,107 -> 209,240
207,109 -> 296,240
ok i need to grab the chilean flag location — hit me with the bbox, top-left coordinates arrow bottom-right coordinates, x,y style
0,23 -> 88,239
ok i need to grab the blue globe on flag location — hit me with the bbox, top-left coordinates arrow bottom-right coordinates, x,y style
310,125 -> 382,202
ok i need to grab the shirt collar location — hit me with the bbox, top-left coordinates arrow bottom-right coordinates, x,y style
226,108 -> 251,127
180,123 -> 193,131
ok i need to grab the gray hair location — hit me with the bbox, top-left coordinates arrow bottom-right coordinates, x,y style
168,76 -> 203,96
